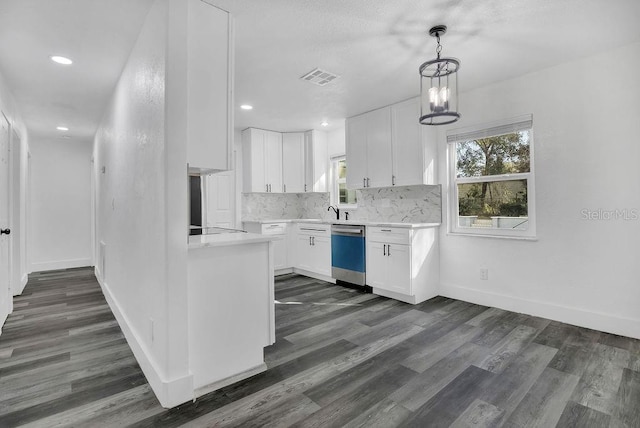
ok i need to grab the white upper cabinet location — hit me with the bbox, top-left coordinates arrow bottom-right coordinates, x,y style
346,97 -> 437,189
345,113 -> 370,189
282,133 -> 305,193
264,130 -> 283,192
304,130 -> 328,192
365,107 -> 393,188
346,106 -> 393,189
242,128 -> 282,193
392,98 -> 424,186
244,128 -> 328,193
187,0 -> 232,173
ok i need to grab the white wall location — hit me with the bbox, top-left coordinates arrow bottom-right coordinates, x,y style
28,138 -> 92,272
93,0 -> 191,407
437,41 -> 640,339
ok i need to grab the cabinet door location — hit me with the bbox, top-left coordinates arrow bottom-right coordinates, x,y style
385,244 -> 412,295
187,0 -> 231,172
264,131 -> 283,192
273,237 -> 287,270
392,98 -> 423,186
312,235 -> 332,277
305,130 -> 328,192
295,235 -> 313,271
346,114 -> 368,189
282,133 -> 305,193
243,128 -> 267,192
366,107 -> 393,188
366,241 -> 387,289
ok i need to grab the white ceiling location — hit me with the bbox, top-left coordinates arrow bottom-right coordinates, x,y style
0,0 -> 639,141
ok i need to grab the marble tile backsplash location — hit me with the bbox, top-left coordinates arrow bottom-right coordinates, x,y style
242,184 -> 441,224
241,192 -> 331,221
349,185 -> 441,223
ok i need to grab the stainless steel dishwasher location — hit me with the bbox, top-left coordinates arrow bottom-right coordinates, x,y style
331,224 -> 369,290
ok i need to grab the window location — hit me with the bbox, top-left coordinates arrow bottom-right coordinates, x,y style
331,156 -> 357,206
448,115 -> 535,238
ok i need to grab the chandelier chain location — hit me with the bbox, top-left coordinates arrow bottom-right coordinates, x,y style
436,34 -> 442,59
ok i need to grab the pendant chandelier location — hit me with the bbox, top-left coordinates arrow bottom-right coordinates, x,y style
419,25 -> 460,125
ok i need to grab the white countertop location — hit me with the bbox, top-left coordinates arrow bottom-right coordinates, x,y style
242,219 -> 441,229
189,231 -> 278,249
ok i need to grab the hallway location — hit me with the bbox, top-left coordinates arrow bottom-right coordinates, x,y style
0,268 -> 162,426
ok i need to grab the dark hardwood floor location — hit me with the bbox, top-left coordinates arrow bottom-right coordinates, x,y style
0,268 -> 639,427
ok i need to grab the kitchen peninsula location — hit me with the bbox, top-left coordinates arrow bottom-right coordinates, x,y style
187,231 -> 276,397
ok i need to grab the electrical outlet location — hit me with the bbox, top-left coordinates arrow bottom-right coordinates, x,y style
480,268 -> 489,280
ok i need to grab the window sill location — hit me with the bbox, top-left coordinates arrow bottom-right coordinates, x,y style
446,231 -> 538,241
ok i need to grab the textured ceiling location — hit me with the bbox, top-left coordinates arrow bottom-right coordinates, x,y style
0,0 -> 639,142
0,0 -> 154,140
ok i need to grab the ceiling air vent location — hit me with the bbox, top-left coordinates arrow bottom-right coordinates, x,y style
300,68 -> 340,86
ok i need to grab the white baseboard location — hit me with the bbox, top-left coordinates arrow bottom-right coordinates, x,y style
30,258 -> 92,273
12,273 -> 28,296
95,274 -> 194,408
440,282 -> 640,340
194,363 -> 267,400
292,268 -> 336,284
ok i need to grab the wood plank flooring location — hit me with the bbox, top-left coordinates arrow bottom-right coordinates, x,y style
1,268 -> 639,427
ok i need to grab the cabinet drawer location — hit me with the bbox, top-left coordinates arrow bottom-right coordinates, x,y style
367,227 -> 410,245
261,223 -> 287,235
297,223 -> 330,236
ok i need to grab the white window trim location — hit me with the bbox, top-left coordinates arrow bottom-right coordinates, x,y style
331,155 -> 357,209
447,115 -> 537,239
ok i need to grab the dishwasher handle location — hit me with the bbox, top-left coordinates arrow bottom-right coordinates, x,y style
331,227 -> 364,236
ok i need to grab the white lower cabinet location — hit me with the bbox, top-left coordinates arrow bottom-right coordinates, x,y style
366,226 -> 439,304
294,223 -> 331,278
244,222 -> 289,272
366,241 -> 411,295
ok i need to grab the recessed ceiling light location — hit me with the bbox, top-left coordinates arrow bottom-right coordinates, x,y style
321,121 -> 329,127
50,55 -> 73,65
240,104 -> 253,110
56,126 -> 69,131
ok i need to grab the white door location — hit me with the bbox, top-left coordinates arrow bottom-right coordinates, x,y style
10,129 -> 21,296
205,171 -> 234,228
0,113 -> 11,326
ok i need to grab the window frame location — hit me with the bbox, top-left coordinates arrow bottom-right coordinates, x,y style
447,115 -> 537,239
331,155 -> 357,209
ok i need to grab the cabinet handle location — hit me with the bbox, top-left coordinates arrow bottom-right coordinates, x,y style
283,184 -> 286,193
383,244 -> 386,256
312,236 -> 315,246
381,229 -> 392,232
266,184 -> 269,192
304,184 -> 307,192
270,184 -> 272,192
366,177 -> 370,187
392,175 -> 396,186
309,236 -> 312,246
363,178 -> 366,188
387,244 -> 391,256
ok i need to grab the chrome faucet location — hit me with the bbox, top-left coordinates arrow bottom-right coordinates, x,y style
328,205 -> 340,220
